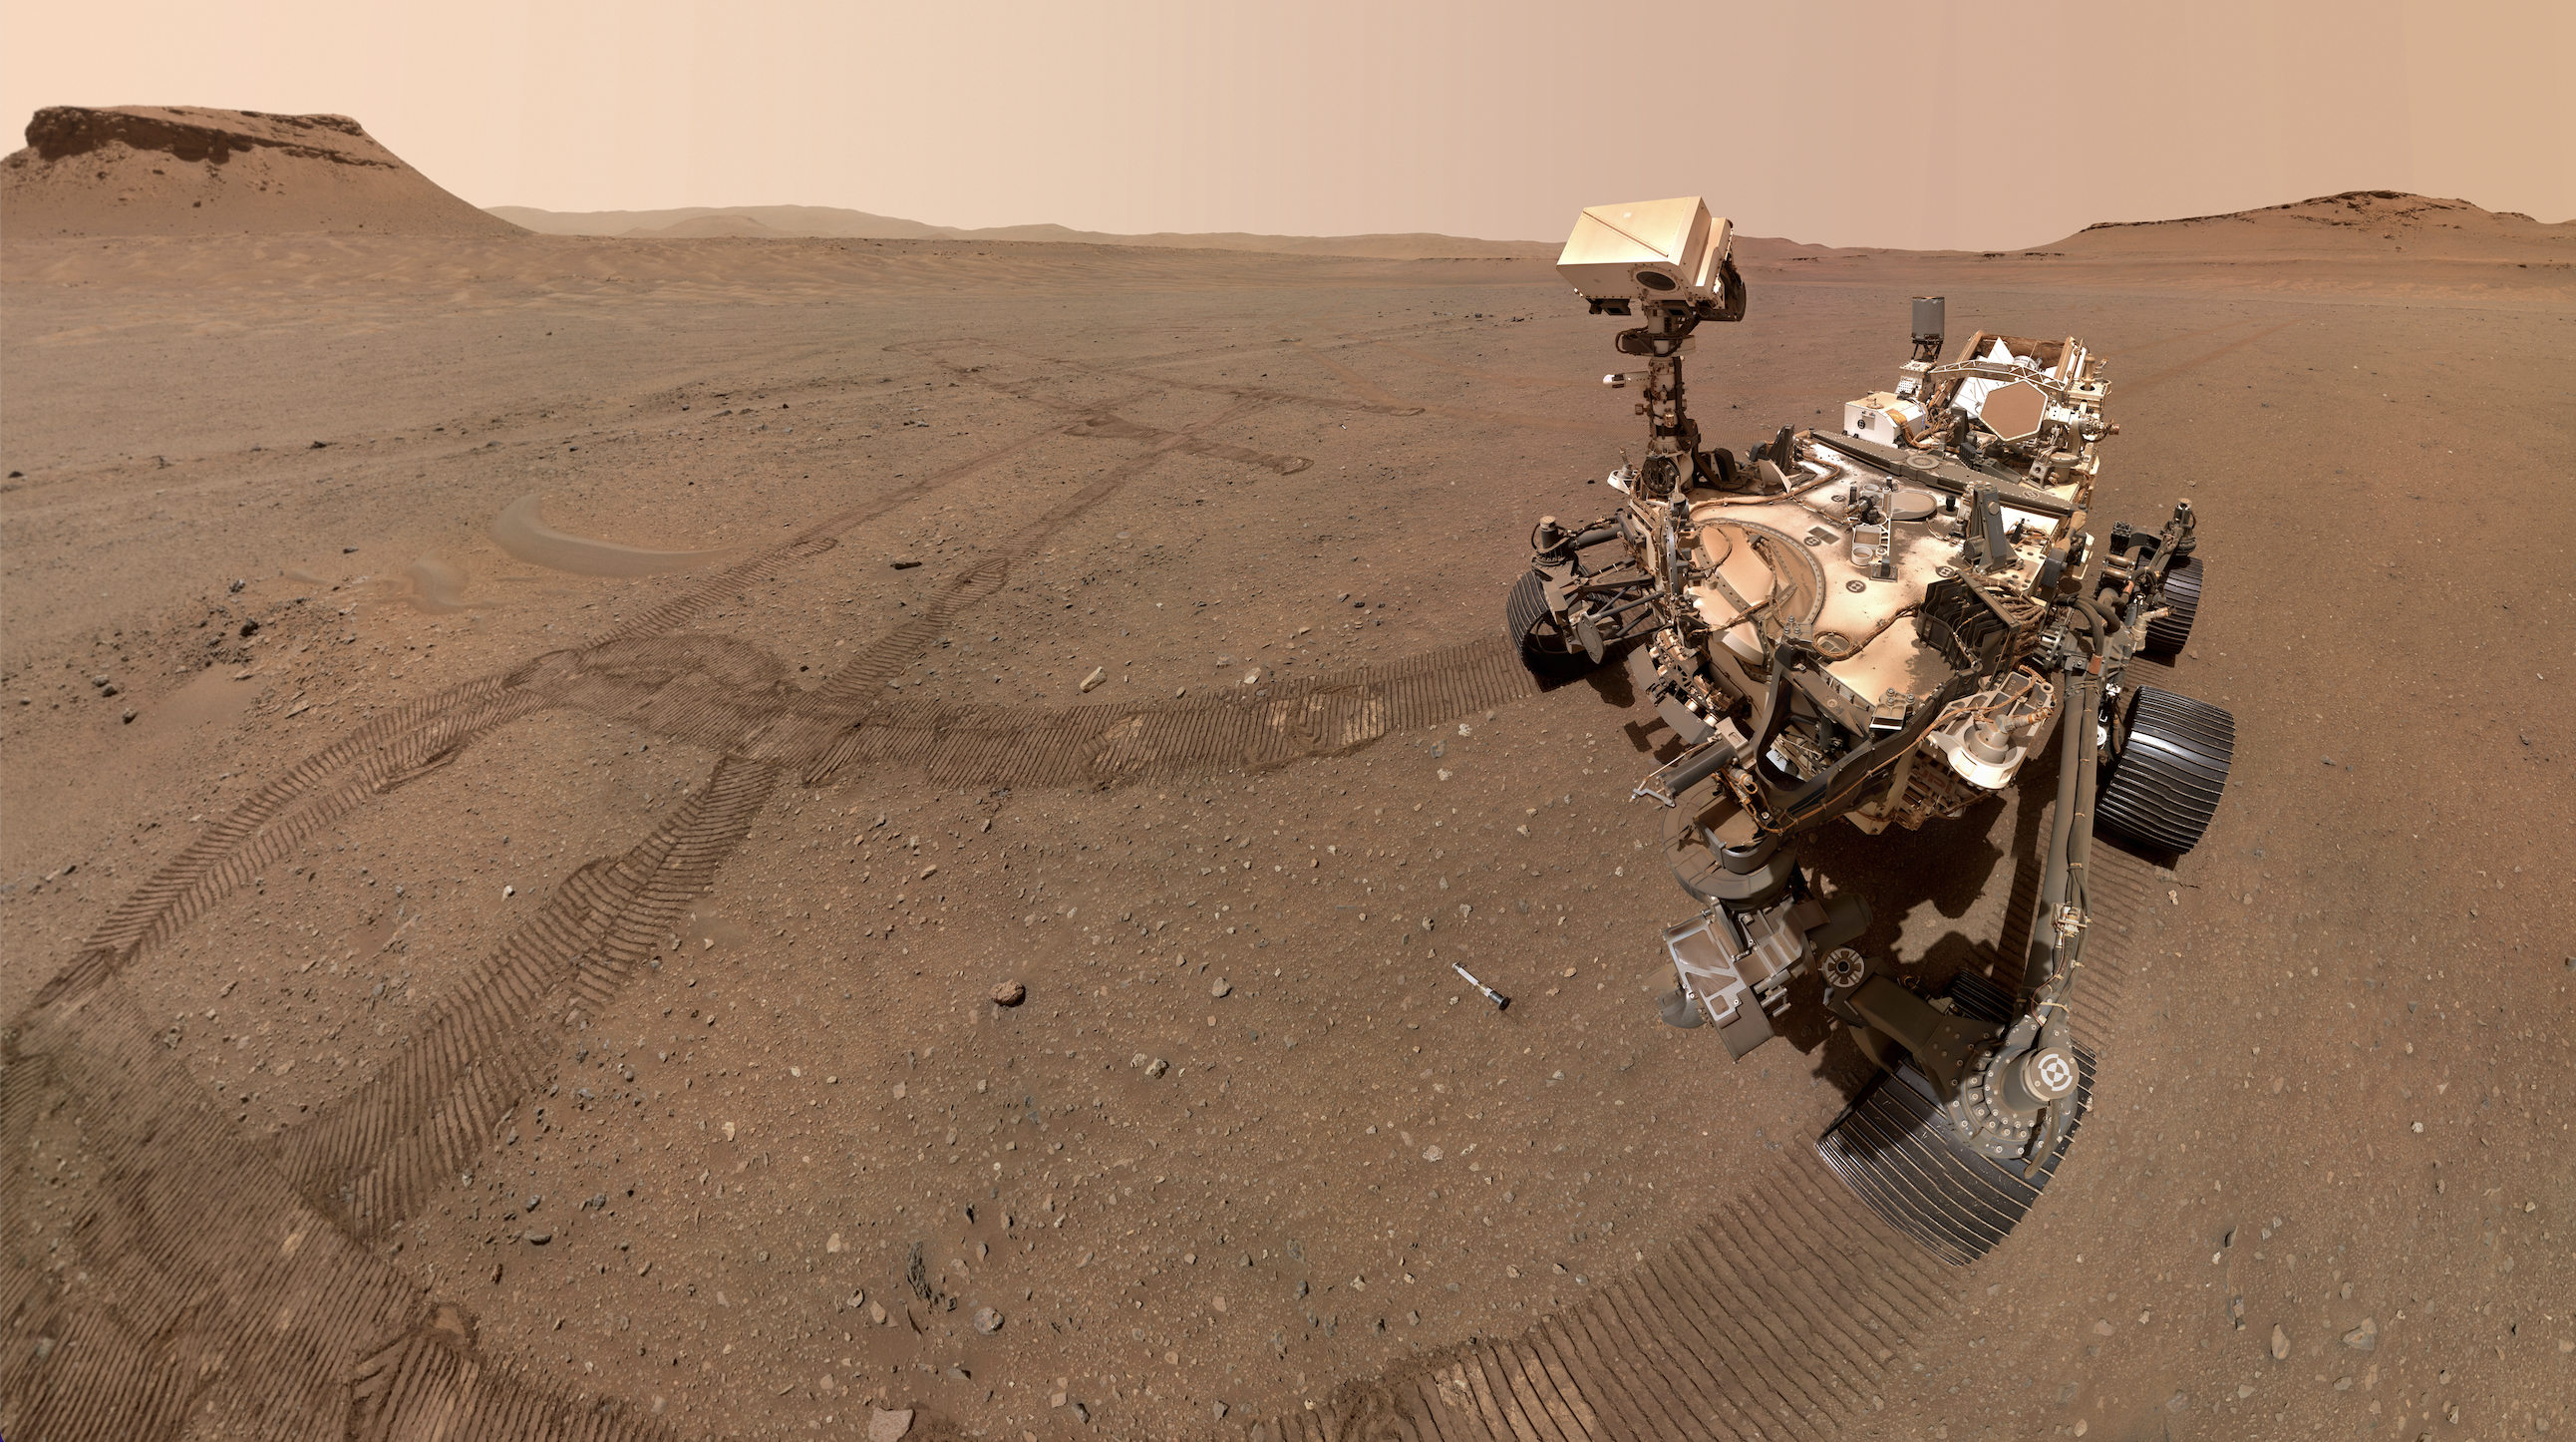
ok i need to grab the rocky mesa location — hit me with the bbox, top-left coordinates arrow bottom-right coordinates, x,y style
0,105 -> 521,237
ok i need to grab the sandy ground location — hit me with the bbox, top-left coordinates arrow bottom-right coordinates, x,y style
4,200 -> 2573,1442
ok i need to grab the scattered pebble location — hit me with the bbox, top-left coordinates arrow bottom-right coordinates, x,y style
1080,666 -> 1106,692
2272,1324 -> 2291,1359
522,1230 -> 551,1246
1144,1057 -> 1168,1078
992,980 -> 1026,1006
1209,978 -> 1231,998
974,1306 -> 1004,1335
868,1407 -> 913,1442
2344,1317 -> 2378,1350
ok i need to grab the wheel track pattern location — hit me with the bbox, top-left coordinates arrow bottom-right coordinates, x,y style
4,381 -> 1542,1438
12,333 -> 2182,1440
1251,797 -> 2171,1441
51,676 -> 550,1005
270,755 -> 779,1241
1257,1153 -> 1954,1442
0,975 -> 678,1442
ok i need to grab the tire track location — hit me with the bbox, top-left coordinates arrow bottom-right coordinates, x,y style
1281,1152 -> 1946,1442
2111,320 -> 2297,396
1,972 -> 680,1442
4,375 -> 1550,1438
1257,828 -> 2165,1442
270,754 -> 778,1240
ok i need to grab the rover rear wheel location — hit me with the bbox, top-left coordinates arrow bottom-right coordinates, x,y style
1506,570 -> 1597,677
2096,685 -> 2234,855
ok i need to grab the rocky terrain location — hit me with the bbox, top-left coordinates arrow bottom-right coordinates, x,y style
2,109 -> 2570,1442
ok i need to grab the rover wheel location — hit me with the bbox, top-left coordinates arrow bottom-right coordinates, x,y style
2096,686 -> 2234,855
1505,570 -> 1596,677
2142,555 -> 2203,656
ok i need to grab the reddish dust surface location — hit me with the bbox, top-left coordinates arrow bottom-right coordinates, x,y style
4,177 -> 2570,1442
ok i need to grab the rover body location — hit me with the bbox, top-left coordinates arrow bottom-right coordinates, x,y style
1510,198 -> 2235,1258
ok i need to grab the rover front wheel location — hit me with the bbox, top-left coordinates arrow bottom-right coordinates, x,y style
2142,555 -> 2203,656
1506,570 -> 1596,677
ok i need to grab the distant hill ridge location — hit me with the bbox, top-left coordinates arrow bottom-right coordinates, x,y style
484,203 -> 1557,259
2079,188 -> 2552,231
1,105 -> 519,237
6,106 -> 2560,260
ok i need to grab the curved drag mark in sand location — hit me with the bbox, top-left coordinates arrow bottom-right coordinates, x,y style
486,492 -> 737,576
1358,334 -> 1585,390
916,335 -> 1431,420
2113,320 -> 2298,396
1288,339 -> 1623,437
2101,314 -> 2289,357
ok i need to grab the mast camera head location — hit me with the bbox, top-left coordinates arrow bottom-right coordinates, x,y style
1556,196 -> 1741,318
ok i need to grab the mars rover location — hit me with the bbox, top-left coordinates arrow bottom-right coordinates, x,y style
1508,198 -> 2234,1260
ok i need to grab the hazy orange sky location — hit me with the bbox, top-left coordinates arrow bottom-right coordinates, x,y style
3,0 -> 2566,248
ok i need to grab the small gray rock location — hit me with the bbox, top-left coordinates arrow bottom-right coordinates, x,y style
991,980 -> 1026,1006
2271,1323 -> 2291,1359
1209,978 -> 1232,998
2344,1317 -> 2378,1350
973,1305 -> 1003,1335
867,1407 -> 913,1442
1144,1057 -> 1168,1079
522,1230 -> 551,1246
